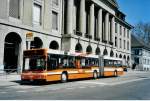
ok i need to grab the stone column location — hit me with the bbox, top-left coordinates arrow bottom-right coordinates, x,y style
111,16 -> 115,44
105,12 -> 109,42
98,8 -> 102,41
79,0 -> 85,35
67,0 -> 73,35
89,3 -> 94,39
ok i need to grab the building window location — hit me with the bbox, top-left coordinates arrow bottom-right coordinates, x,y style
131,50 -> 134,55
115,37 -> 117,47
127,29 -> 129,38
144,59 -> 146,64
52,0 -> 58,6
124,40 -> 126,49
120,38 -> 122,48
115,23 -> 117,33
120,25 -> 122,35
52,11 -> 58,30
9,0 -> 20,19
135,49 -> 142,55
124,28 -> 126,37
139,50 -> 142,55
134,57 -> 139,64
33,3 -> 42,25
127,41 -> 129,50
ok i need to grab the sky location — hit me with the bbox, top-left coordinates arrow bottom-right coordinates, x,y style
117,0 -> 150,26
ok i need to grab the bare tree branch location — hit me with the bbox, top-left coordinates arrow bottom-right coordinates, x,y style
132,22 -> 150,45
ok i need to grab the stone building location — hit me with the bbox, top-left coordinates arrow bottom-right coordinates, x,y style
0,0 -> 132,72
131,35 -> 150,71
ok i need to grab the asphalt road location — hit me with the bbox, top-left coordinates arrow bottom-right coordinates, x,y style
0,71 -> 150,100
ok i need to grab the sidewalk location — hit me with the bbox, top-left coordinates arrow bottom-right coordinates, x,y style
126,69 -> 150,73
0,74 -> 21,87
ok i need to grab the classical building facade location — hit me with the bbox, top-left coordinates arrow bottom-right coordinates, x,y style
131,35 -> 150,71
61,0 -> 132,67
0,0 -> 132,72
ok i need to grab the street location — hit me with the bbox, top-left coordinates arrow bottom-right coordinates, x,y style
0,70 -> 150,100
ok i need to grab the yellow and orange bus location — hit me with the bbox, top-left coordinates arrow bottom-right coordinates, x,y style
21,48 -> 124,83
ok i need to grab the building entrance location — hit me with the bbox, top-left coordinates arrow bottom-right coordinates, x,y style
4,32 -> 22,72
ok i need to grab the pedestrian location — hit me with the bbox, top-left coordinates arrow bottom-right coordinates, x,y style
132,63 -> 136,70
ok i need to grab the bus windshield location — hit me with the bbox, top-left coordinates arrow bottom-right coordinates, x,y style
23,56 -> 46,71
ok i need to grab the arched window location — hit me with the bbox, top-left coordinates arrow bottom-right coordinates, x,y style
86,45 -> 92,54
127,56 -> 130,61
124,55 -> 126,59
95,47 -> 101,55
119,54 -> 122,58
103,49 -> 108,56
110,50 -> 114,57
116,53 -> 118,58
75,43 -> 82,52
49,41 -> 59,50
31,37 -> 43,49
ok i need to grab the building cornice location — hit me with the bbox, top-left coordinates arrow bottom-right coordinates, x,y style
115,16 -> 134,29
0,19 -> 62,38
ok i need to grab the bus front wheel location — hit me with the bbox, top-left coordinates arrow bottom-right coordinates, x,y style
61,73 -> 68,83
93,71 -> 98,79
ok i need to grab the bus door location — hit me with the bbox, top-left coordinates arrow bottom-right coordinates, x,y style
47,54 -> 59,71
99,56 -> 104,77
75,57 -> 84,73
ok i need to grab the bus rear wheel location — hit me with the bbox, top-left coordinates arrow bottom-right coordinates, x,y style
61,73 -> 68,83
93,71 -> 98,79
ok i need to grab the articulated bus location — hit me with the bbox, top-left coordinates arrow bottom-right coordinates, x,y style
21,48 -> 124,83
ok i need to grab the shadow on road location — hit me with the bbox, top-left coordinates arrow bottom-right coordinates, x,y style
10,76 -> 120,86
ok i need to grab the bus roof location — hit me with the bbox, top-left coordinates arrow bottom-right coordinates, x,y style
47,49 -> 65,55
103,56 -> 122,61
24,49 -> 122,61
85,54 -> 99,58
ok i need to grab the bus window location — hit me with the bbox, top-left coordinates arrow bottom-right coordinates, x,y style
85,59 -> 89,66
114,60 -> 122,67
24,58 -> 29,70
104,59 -> 114,67
81,58 -> 86,67
47,55 -> 59,70
62,58 -> 68,67
68,57 -> 75,68
95,59 -> 99,66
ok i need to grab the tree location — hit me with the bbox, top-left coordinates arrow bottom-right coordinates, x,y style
132,22 -> 150,44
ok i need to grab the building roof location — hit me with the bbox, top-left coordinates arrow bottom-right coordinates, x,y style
108,0 -> 119,8
131,34 -> 150,50
100,0 -> 119,9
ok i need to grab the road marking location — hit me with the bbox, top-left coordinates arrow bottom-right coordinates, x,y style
79,86 -> 86,89
0,92 -> 7,94
77,81 -> 108,86
109,77 -> 150,86
34,89 -> 45,92
16,90 -> 27,93
76,77 -> 150,86
66,87 -> 75,90
89,86 -> 96,88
